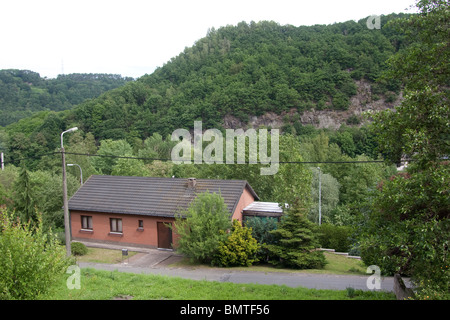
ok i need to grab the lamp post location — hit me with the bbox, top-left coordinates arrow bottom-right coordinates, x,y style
61,127 -> 78,257
317,167 -> 321,226
67,163 -> 83,185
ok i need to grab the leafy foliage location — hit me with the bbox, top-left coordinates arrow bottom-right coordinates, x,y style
309,167 -> 340,224
13,166 -> 36,225
372,1 -> 449,166
360,163 -> 449,274
0,209 -> 72,299
212,219 -> 259,267
0,70 -> 133,126
245,217 -> 278,246
318,224 -> 353,252
64,15 -> 409,140
71,241 -> 88,256
362,0 -> 450,299
172,192 -> 232,263
244,217 -> 278,262
265,201 -> 327,269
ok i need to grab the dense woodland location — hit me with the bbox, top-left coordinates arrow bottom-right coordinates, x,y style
0,0 -> 448,300
0,70 -> 133,126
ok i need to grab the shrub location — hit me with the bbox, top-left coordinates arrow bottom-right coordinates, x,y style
346,115 -> 361,125
318,224 -> 353,252
244,217 -> 278,244
71,242 -> 88,256
244,217 -> 278,262
212,219 -> 259,267
265,202 -> 327,269
172,192 -> 231,264
0,209 -> 71,300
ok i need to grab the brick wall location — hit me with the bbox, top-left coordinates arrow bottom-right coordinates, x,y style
232,187 -> 256,222
70,188 -> 256,248
70,210 -> 176,248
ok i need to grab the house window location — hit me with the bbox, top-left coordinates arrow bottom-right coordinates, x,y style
81,215 -> 93,230
138,220 -> 144,231
110,218 -> 123,233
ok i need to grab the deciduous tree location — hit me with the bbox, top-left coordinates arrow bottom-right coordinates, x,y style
172,192 -> 232,264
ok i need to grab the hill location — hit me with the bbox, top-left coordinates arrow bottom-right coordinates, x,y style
73,14 -> 409,140
0,13 -> 413,159
0,70 -> 133,126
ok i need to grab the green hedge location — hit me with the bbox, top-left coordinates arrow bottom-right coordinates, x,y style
318,224 -> 353,252
71,242 -> 88,256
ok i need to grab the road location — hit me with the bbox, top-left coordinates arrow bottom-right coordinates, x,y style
75,243 -> 410,292
78,259 -> 403,292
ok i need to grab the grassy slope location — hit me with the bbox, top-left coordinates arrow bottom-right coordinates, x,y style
42,268 -> 394,300
41,248 -> 394,300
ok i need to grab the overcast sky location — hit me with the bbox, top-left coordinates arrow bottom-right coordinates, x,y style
0,0 -> 417,79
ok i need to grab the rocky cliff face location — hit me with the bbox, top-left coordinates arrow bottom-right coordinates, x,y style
223,80 -> 402,130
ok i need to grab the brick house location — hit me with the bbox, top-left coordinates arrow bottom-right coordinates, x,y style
68,175 -> 281,249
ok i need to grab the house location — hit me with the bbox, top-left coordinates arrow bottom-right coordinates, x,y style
68,175 -> 281,249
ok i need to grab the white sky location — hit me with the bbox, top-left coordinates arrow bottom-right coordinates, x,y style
0,0 -> 417,79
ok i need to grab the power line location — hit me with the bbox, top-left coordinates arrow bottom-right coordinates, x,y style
2,150 -> 397,166
2,152 -> 60,165
62,152 -> 396,164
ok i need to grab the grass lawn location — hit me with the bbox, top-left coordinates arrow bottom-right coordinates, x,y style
74,247 -> 139,264
39,248 -> 394,300
41,268 -> 394,300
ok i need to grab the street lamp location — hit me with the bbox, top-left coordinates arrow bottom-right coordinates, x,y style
61,127 -> 78,257
317,167 -> 321,226
67,163 -> 83,185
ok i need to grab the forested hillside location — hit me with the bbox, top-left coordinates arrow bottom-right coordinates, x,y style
72,14 -> 409,140
1,14 -> 411,145
0,70 -> 133,126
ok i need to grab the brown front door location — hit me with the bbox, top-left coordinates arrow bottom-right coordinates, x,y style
157,222 -> 172,249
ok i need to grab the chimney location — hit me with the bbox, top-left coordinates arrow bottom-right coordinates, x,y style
188,177 -> 197,189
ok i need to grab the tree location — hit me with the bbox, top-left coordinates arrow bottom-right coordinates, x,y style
309,167 -> 340,224
172,192 -> 232,264
13,166 -> 35,225
265,200 -> 327,269
0,165 -> 18,208
272,134 -> 312,208
244,217 -> 278,262
0,209 -> 71,299
65,131 -> 99,181
111,158 -> 149,177
372,0 -> 449,167
364,0 -> 449,299
137,133 -> 176,164
91,139 -> 133,175
28,170 -> 79,230
359,163 -> 449,299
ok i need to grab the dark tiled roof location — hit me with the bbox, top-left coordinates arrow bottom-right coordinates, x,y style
68,175 -> 259,218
